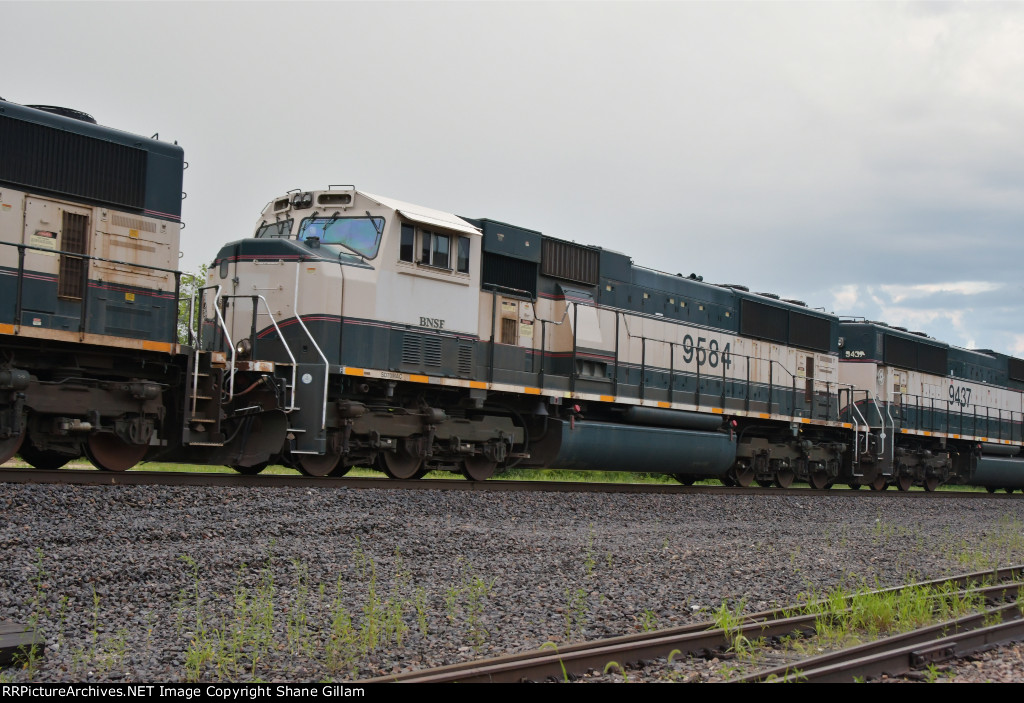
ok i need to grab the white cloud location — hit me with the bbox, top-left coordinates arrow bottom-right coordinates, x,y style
878,281 -> 1003,304
831,284 -> 859,311
1008,335 -> 1024,357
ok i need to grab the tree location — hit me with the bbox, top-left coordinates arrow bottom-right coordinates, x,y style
177,263 -> 209,345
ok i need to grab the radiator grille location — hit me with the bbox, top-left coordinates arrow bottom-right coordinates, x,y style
424,337 -> 442,367
541,238 -> 598,286
111,214 -> 157,233
458,344 -> 473,376
402,334 -> 422,365
0,114 -> 147,209
58,211 -> 89,299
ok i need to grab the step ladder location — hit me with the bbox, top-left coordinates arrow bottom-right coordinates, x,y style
183,349 -> 225,446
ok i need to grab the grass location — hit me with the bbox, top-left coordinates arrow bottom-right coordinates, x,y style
0,542 -> 512,683
172,548 -> 503,682
4,454 -> 1007,492
1,456 -> 706,485
707,577 -> 996,681
776,578 -> 991,661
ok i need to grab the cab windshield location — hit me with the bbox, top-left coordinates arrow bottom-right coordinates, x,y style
298,216 -> 384,259
255,219 -> 293,238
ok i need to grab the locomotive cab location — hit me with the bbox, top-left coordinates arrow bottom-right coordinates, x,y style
194,187 -> 510,478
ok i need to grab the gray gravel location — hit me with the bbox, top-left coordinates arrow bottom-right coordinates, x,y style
2,483 -> 1024,683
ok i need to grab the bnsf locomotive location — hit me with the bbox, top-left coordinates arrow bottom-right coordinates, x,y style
199,188 -> 1024,491
0,99 -> 184,472
3,100 -> 1024,492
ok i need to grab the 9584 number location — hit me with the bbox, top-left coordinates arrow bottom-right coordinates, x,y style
681,335 -> 732,369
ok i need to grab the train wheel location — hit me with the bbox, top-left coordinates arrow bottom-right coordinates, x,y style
330,464 -> 352,478
896,475 -> 913,492
0,427 -> 25,465
20,433 -> 75,469
774,469 -> 794,489
673,475 -> 695,485
84,433 -> 148,472
232,462 -> 268,475
755,479 -> 774,488
20,444 -> 74,470
461,456 -> 497,482
986,486 -> 998,494
299,453 -> 341,477
870,475 -> 889,491
733,465 -> 755,488
808,471 -> 830,490
923,477 -> 940,492
382,447 -> 425,480
847,482 -> 863,490
1004,487 -> 1016,494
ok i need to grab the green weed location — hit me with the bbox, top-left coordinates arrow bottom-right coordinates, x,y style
564,587 -> 589,641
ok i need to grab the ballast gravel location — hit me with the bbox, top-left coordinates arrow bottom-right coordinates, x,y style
2,482 -> 1024,683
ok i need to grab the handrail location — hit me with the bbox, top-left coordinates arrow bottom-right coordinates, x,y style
608,307 -> 866,425
869,395 -> 886,459
194,284 -> 236,403
2,240 -> 180,343
884,399 -> 896,465
219,294 -> 299,414
890,391 -> 1023,442
847,393 -> 871,468
0,240 -> 180,275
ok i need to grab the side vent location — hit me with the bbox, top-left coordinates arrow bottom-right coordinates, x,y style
58,211 -> 89,299
501,318 -> 517,345
458,344 -> 473,376
402,334 -> 422,366
0,114 -> 147,210
1010,357 -> 1024,383
541,238 -> 599,286
424,337 -> 442,367
482,252 -> 537,296
111,214 -> 157,233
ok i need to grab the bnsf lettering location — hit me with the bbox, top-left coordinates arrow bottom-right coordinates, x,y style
420,317 -> 445,329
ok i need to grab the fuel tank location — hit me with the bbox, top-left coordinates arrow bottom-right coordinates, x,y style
530,418 -> 736,476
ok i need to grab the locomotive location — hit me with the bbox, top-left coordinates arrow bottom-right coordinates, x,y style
198,187 -> 1024,491
0,99 -> 185,471
3,98 -> 1023,491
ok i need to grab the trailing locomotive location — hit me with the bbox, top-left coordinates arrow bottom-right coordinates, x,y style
3,97 -> 1023,492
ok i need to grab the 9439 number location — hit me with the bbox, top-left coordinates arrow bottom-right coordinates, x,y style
681,335 -> 732,369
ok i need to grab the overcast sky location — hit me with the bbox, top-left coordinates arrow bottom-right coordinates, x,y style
5,2 -> 1024,355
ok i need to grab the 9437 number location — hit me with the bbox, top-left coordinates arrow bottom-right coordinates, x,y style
949,384 -> 972,408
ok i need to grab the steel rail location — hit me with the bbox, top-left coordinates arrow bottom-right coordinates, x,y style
0,466 -> 1018,499
749,603 -> 1024,683
360,567 -> 1024,683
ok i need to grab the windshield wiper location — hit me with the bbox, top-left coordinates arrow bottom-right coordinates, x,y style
366,210 -> 384,236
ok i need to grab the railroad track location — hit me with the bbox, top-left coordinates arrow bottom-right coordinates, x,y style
360,565 -> 1024,683
739,603 -> 1024,683
0,466 -> 1012,499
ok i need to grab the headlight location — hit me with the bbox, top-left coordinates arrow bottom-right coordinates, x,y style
235,338 -> 252,359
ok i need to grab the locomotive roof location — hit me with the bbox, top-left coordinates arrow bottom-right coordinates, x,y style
0,99 -> 183,159
361,191 -> 481,237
